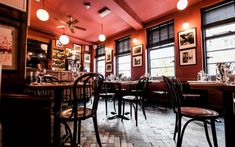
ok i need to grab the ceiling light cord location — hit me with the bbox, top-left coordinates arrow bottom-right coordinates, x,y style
98,24 -> 106,42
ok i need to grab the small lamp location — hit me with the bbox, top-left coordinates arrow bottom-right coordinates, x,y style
98,24 -> 106,42
36,0 -> 49,21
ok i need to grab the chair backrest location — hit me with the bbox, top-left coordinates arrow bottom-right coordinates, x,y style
162,76 -> 182,113
135,77 -> 149,100
72,73 -> 104,118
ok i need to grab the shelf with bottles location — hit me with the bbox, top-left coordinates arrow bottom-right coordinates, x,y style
52,48 -> 65,70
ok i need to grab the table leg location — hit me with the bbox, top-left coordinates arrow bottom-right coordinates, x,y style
223,91 -> 235,147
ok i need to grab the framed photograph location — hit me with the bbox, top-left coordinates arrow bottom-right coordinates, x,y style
56,40 -> 63,48
84,53 -> 90,63
74,44 -> 81,52
132,44 -> 142,56
180,48 -> 196,65
178,28 -> 196,50
0,24 -> 18,70
85,45 -> 89,52
66,48 -> 73,59
105,50 -> 112,62
106,63 -> 112,72
133,56 -> 142,67
75,52 -> 81,62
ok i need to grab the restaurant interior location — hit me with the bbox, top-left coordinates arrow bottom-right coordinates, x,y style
0,0 -> 235,147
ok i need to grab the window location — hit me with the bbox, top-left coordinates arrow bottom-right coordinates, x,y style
96,45 -> 105,76
147,21 -> 175,77
202,1 -> 235,75
116,36 -> 131,77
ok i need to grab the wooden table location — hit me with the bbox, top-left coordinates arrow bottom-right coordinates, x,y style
25,82 -> 74,147
188,81 -> 235,147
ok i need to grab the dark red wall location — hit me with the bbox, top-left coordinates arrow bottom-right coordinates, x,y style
100,0 -> 223,81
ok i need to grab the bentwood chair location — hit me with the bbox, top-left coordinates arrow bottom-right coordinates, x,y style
163,76 -> 219,147
58,73 -> 104,147
121,77 -> 149,126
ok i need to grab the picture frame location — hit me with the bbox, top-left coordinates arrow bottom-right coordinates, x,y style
84,53 -> 91,63
65,48 -> 73,59
56,40 -> 63,48
74,44 -> 81,52
85,45 -> 90,52
132,44 -> 142,56
178,28 -> 196,50
0,24 -> 18,70
106,63 -> 112,72
105,50 -> 112,62
180,48 -> 196,66
75,52 -> 81,62
133,56 -> 142,67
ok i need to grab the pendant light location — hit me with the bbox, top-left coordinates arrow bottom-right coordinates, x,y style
98,24 -> 106,42
59,28 -> 69,45
177,0 -> 188,10
36,0 -> 49,21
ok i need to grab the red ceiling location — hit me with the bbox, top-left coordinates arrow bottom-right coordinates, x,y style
29,0 -> 202,44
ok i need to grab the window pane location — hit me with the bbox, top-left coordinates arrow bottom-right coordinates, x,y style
117,55 -> 131,77
149,45 -> 175,77
96,56 -> 105,76
206,35 -> 235,51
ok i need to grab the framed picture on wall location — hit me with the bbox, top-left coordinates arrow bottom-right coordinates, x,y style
74,44 -> 81,52
56,40 -> 63,48
105,50 -> 112,62
133,56 -> 142,67
106,63 -> 112,72
0,24 -> 18,70
84,53 -> 90,63
178,28 -> 196,50
132,44 -> 142,56
179,48 -> 196,65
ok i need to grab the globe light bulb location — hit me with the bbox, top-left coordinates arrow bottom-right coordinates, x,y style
99,34 -> 106,42
177,0 -> 188,10
59,34 -> 69,45
36,9 -> 49,21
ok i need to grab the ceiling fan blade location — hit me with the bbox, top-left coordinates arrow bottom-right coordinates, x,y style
54,18 -> 67,25
73,26 -> 87,31
56,25 -> 65,28
72,19 -> 79,24
70,28 -> 75,33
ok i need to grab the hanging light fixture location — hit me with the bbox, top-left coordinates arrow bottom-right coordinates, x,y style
177,0 -> 188,10
36,0 -> 49,21
59,28 -> 69,45
98,24 -> 106,42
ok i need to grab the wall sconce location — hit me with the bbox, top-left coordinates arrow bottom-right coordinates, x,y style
182,22 -> 190,30
132,38 -> 138,44
59,28 -> 69,45
36,0 -> 49,21
177,0 -> 188,10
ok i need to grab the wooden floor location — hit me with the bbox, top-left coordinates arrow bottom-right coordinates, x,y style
60,99 -> 225,147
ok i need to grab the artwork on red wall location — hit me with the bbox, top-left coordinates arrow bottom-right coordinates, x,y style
132,44 -> 142,56
106,63 -> 112,72
133,56 -> 142,67
179,48 -> 196,66
178,28 -> 196,50
105,50 -> 112,62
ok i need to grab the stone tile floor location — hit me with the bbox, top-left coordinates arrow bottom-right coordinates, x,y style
61,100 -> 225,147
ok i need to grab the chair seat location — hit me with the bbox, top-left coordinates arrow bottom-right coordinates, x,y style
100,92 -> 115,97
122,95 -> 138,101
180,107 -> 219,118
59,107 -> 92,120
